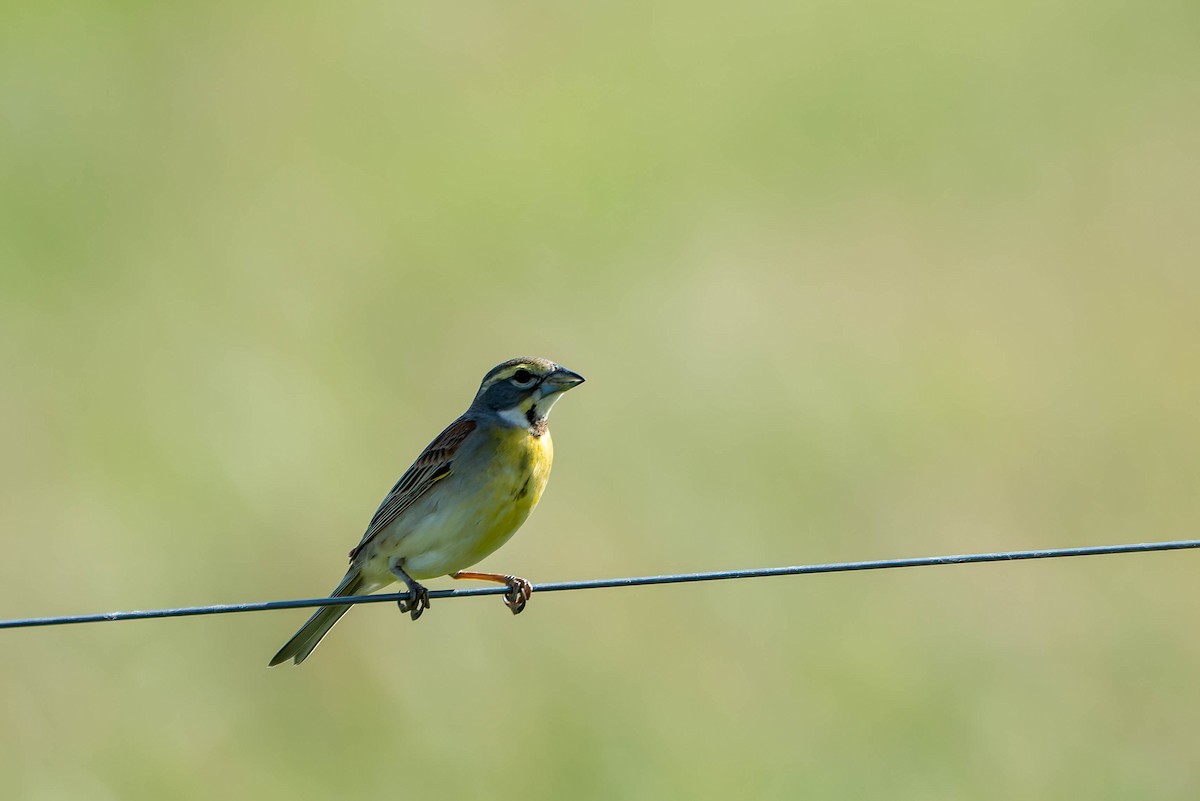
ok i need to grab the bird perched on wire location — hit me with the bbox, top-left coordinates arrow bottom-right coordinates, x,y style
269,357 -> 585,666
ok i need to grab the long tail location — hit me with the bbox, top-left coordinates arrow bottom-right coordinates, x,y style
269,571 -> 368,666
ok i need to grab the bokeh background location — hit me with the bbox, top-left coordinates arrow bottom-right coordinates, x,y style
2,1 -> 1199,798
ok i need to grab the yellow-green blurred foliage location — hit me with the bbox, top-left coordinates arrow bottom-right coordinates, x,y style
2,1 -> 1198,798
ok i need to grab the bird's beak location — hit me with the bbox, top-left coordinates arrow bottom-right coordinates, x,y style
544,366 -> 585,393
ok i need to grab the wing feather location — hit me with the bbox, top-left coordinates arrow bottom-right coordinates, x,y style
348,417 -> 477,561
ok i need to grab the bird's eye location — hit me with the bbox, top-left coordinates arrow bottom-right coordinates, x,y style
511,369 -> 535,386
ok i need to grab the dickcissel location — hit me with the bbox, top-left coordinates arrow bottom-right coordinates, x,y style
269,357 -> 585,666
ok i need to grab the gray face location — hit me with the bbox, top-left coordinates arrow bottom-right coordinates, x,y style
467,357 -> 585,429
472,357 -> 559,413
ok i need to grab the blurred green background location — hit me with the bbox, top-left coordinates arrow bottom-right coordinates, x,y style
2,1 -> 1199,798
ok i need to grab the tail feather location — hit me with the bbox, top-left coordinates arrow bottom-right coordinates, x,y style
269,571 -> 367,666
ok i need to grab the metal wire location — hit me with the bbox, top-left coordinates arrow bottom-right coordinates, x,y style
2,539 -> 1197,631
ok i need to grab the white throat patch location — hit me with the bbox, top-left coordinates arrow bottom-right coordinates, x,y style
496,390 -> 565,430
497,406 -> 531,429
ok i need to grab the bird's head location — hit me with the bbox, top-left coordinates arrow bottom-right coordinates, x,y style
470,357 -> 585,431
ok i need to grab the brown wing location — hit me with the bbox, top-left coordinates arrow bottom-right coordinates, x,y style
347,416 -> 477,562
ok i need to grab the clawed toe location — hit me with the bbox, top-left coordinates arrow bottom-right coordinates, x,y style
390,563 -> 431,621
502,575 -> 533,615
398,584 -> 430,621
448,570 -> 534,615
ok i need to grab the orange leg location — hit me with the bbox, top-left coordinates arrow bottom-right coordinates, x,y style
451,571 -> 533,614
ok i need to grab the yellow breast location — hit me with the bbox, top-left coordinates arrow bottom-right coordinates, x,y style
393,425 -> 554,580
473,425 -> 554,553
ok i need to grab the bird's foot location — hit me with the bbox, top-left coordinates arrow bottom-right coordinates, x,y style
390,562 -> 431,621
450,570 -> 533,615
398,583 -> 430,621
501,575 -> 533,615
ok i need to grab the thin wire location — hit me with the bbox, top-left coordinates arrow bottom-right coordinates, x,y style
2,539 -> 1197,631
